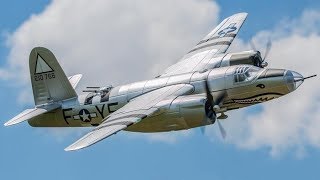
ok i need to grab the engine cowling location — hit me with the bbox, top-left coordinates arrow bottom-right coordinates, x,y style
166,95 -> 208,128
220,51 -> 263,68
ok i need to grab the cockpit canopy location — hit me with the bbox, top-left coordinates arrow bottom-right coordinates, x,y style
234,66 -> 260,83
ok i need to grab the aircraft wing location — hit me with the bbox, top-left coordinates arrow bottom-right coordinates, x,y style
160,12 -> 248,77
4,103 -> 60,126
64,84 -> 194,151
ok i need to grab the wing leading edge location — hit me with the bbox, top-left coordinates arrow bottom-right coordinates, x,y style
65,84 -> 194,151
160,12 -> 248,77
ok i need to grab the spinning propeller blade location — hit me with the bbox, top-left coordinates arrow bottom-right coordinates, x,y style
200,126 -> 206,135
262,39 -> 272,62
202,80 -> 227,138
250,39 -> 272,67
249,40 -> 257,52
217,119 -> 226,139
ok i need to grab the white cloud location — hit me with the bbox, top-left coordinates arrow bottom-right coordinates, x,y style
3,0 -> 219,87
1,0 -> 219,143
3,0 -> 320,155
207,9 -> 320,157
0,69 -> 12,80
127,130 -> 194,144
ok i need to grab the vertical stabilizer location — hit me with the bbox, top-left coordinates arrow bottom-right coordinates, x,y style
29,47 -> 77,105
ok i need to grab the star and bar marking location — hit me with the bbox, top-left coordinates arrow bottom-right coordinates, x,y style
73,109 -> 97,122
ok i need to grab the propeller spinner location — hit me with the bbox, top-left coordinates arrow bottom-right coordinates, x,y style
202,80 -> 227,139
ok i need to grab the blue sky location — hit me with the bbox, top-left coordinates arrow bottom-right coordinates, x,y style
1,1 -> 320,180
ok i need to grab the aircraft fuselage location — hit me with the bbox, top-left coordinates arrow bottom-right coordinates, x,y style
28,65 -> 300,132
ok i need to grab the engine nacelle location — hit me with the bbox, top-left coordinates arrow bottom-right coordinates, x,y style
220,50 -> 263,68
167,95 -> 207,128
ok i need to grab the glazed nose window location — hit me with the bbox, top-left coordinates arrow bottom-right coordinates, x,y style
234,66 -> 260,83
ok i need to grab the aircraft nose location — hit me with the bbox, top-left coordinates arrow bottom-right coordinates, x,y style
285,70 -> 304,92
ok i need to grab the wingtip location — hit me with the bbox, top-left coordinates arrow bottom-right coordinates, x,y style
64,145 -> 77,152
223,12 -> 247,21
4,121 -> 14,127
64,147 -> 83,152
233,12 -> 248,17
64,144 -> 86,152
237,12 -> 248,15
4,119 -> 24,127
64,147 -> 74,152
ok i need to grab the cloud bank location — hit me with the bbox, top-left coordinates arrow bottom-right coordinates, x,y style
1,0 -> 219,142
1,0 -> 320,156
3,0 -> 219,86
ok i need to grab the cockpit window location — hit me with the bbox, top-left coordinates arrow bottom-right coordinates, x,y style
234,66 -> 260,83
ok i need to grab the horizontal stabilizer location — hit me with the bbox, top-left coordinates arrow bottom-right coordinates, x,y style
68,74 -> 82,89
4,104 -> 60,126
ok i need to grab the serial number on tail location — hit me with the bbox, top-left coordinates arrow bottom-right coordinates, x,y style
34,73 -> 56,81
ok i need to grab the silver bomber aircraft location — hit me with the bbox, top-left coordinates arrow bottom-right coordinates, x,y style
4,13 -> 316,151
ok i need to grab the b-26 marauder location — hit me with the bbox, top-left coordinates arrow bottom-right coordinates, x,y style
4,13 -> 316,151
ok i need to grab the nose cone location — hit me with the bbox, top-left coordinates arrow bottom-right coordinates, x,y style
285,70 -> 304,91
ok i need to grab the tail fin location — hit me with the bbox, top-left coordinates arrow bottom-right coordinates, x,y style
29,47 -> 77,105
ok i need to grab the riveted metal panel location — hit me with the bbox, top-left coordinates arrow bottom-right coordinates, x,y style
128,81 -> 147,93
126,81 -> 148,101
208,66 -> 229,91
118,84 -> 130,95
109,86 -> 121,97
190,71 -> 210,94
225,66 -> 238,89
143,77 -> 169,92
199,55 -> 225,70
220,53 -> 232,67
190,71 -> 209,82
166,73 -> 192,86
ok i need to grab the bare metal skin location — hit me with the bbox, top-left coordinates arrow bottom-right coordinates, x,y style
4,13 -> 315,151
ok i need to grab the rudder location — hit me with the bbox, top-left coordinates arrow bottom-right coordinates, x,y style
29,47 -> 77,105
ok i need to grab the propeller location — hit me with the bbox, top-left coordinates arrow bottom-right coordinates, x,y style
249,40 -> 258,53
217,119 -> 226,139
262,39 -> 272,62
201,80 -> 227,139
250,39 -> 272,68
